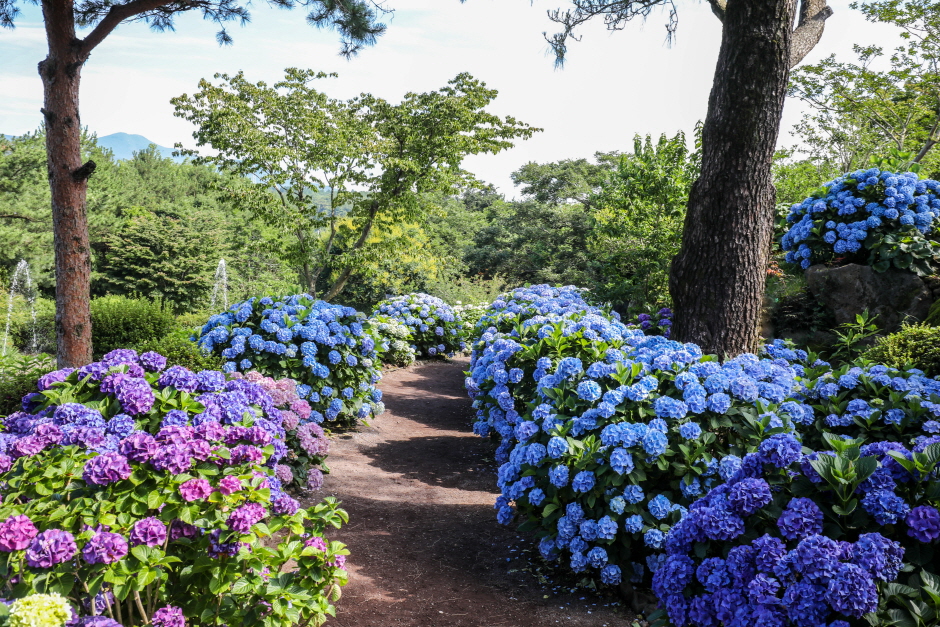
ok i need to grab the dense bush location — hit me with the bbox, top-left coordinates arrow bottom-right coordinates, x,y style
653,436 -> 940,627
90,296 -> 178,358
861,323 -> 940,377
781,169 -> 940,275
628,308 -> 673,338
196,295 -> 384,427
0,349 -> 349,627
373,293 -> 466,357
369,315 -> 417,367
229,371 -> 331,492
0,353 -> 55,416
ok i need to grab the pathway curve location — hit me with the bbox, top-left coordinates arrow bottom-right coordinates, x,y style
306,358 -> 635,627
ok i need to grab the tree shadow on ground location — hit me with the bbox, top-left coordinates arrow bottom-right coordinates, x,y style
362,434 -> 496,492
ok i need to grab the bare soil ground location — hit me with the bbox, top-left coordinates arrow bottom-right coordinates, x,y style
305,358 -> 637,627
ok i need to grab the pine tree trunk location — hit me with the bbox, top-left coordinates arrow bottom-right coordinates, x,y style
669,0 -> 797,357
39,0 -> 94,367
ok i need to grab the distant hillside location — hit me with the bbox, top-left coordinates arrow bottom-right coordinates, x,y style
97,132 -> 183,161
3,132 -> 184,162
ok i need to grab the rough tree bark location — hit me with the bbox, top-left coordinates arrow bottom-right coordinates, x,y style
669,0 -> 831,357
40,0 -> 95,367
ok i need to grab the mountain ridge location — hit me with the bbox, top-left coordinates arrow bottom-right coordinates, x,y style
2,131 -> 182,162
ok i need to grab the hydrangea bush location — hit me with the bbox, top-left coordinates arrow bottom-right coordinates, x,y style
372,294 -> 466,357
652,435 -> 940,627
0,350 -> 349,627
780,169 -> 940,275
629,308 -> 673,338
466,287 -> 798,586
228,371 -> 330,493
368,315 -> 417,367
196,295 -> 385,427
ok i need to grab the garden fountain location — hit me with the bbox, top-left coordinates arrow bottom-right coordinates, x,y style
2,259 -> 38,355
211,258 -> 229,311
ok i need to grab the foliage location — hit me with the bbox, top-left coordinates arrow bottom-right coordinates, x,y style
788,0 -> 940,173
652,437 -> 940,627
372,293 -> 466,358
830,310 -> 882,362
926,299 -> 940,326
229,371 -> 330,492
466,285 -> 788,586
423,274 -> 509,310
0,350 -> 349,627
368,315 -> 416,368
7,296 -> 55,356
196,295 -> 384,427
863,323 -> 940,376
95,208 -> 220,313
172,69 -> 538,301
626,308 -> 673,338
588,131 -> 700,313
89,297 -> 178,359
0,353 -> 55,416
781,169 -> 940,275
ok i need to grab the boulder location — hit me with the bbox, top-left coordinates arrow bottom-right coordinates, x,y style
805,264 -> 935,332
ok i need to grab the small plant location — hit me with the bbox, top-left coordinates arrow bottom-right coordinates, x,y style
0,352 -> 55,416
372,293 -> 465,357
90,296 -> 178,358
863,323 -> 940,377
369,315 -> 417,367
830,310 -> 881,362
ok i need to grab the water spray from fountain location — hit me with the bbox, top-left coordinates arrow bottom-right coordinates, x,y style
3,259 -> 38,355
211,259 -> 229,311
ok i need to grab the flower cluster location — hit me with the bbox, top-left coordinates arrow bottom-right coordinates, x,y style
466,286 -> 800,585
372,293 -> 466,357
655,437 -> 940,627
368,314 -> 417,367
196,294 -> 384,427
781,169 -> 940,275
229,371 -> 331,492
0,350 -> 349,627
629,308 -> 673,338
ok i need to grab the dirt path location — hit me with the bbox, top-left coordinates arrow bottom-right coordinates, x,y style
308,358 -> 636,627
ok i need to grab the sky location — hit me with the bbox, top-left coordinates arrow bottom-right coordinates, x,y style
0,0 -> 902,195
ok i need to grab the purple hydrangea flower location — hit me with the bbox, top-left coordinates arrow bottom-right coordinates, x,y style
217,475 -> 243,495
82,532 -> 128,564
83,453 -> 131,486
37,368 -> 75,391
906,505 -> 940,543
227,502 -> 267,533
307,468 -> 324,491
272,493 -> 300,516
158,366 -> 200,393
825,563 -> 878,618
728,478 -> 773,516
26,529 -> 77,567
129,517 -> 167,547
778,497 -> 823,540
151,605 -> 185,627
179,478 -> 212,502
140,351 -> 168,372
169,520 -> 200,541
852,532 -> 904,581
113,377 -> 155,415
151,445 -> 192,475
0,514 -> 38,552
758,433 -> 802,468
119,432 -> 158,462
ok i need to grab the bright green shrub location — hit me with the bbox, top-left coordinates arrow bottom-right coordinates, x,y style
925,298 -> 940,326
862,323 -> 940,377
90,296 -> 177,357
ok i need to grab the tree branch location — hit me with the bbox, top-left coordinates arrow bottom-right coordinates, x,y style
78,0 -> 179,56
789,0 -> 832,68
0,214 -> 34,221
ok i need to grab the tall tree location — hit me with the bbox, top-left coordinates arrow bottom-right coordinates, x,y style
0,0 -> 389,367
545,0 -> 832,356
172,69 -> 538,301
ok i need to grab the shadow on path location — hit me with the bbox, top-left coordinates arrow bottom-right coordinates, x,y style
305,359 -> 633,627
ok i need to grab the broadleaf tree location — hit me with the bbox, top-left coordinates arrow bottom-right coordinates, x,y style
0,0 -> 390,367
171,69 -> 539,301
542,0 -> 833,356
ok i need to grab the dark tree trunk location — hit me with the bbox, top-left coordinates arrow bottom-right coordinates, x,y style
39,0 -> 94,367
669,0 -> 797,357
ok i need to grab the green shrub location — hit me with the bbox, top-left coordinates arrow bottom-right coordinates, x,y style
0,352 -> 55,416
90,296 -> 176,357
7,296 -> 55,355
133,330 -> 225,372
862,322 -> 940,376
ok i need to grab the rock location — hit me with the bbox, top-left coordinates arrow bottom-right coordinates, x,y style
805,264 -> 935,332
